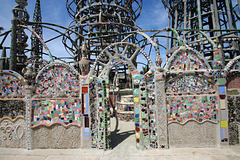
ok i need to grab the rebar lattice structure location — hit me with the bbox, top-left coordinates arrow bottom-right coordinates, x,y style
163,0 -> 240,67
30,0 -> 43,72
63,0 -> 142,79
10,0 -> 29,73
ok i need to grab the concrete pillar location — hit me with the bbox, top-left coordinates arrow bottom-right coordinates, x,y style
155,72 -> 168,148
24,84 -> 34,150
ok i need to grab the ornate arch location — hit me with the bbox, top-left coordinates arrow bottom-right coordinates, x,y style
35,62 -> 81,98
89,42 -> 155,79
164,46 -> 211,71
225,55 -> 240,72
88,42 -> 159,149
0,70 -> 26,99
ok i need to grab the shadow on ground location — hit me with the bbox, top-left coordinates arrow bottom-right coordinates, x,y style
111,129 -> 135,149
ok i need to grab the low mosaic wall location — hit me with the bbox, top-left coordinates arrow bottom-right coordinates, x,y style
0,117 -> 27,148
31,99 -> 82,127
33,125 -> 81,149
168,121 -> 218,147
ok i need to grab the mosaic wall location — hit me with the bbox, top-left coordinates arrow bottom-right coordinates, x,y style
166,73 -> 215,95
168,50 -> 208,71
0,72 -> 25,98
167,96 -> 219,124
0,101 -> 25,119
0,118 -> 27,148
33,125 -> 81,149
228,96 -> 240,145
31,99 -> 81,127
35,64 -> 80,98
168,121 -> 217,147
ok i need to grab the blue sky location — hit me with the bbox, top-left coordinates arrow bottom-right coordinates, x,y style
0,0 -> 239,70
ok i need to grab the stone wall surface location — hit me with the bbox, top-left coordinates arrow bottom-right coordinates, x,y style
0,118 -> 26,148
33,125 -> 81,149
168,121 -> 217,148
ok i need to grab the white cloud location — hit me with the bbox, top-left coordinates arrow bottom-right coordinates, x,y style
137,0 -> 168,30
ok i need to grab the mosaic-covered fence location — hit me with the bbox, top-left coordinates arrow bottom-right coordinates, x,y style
31,62 -> 82,149
0,70 -> 27,148
165,48 -> 219,147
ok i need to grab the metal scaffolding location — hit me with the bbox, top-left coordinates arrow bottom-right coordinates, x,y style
63,0 -> 142,80
30,0 -> 43,72
162,0 -> 240,67
10,0 -> 29,73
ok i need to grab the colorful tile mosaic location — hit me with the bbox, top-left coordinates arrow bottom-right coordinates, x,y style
0,100 -> 25,119
230,60 -> 240,70
89,80 -> 98,148
169,51 -> 208,71
147,77 -> 158,148
36,65 -> 80,97
89,78 -> 111,149
166,73 -> 215,95
0,73 -> 25,98
102,80 -> 111,149
31,99 -> 81,126
117,96 -> 133,111
166,96 -> 219,124
139,80 -> 150,149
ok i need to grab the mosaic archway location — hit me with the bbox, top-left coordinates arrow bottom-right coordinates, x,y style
225,56 -> 240,145
31,62 -> 82,149
0,70 -> 27,148
165,47 -> 220,147
88,42 -> 166,149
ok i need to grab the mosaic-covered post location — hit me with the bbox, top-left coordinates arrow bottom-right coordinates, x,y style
217,75 -> 229,145
24,84 -> 34,150
89,79 -> 98,148
139,78 -> 150,149
155,72 -> 168,148
102,79 -> 111,149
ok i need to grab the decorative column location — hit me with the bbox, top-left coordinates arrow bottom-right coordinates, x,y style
24,84 -> 34,150
79,41 -> 90,148
155,72 -> 168,148
216,73 -> 228,145
24,67 -> 35,150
